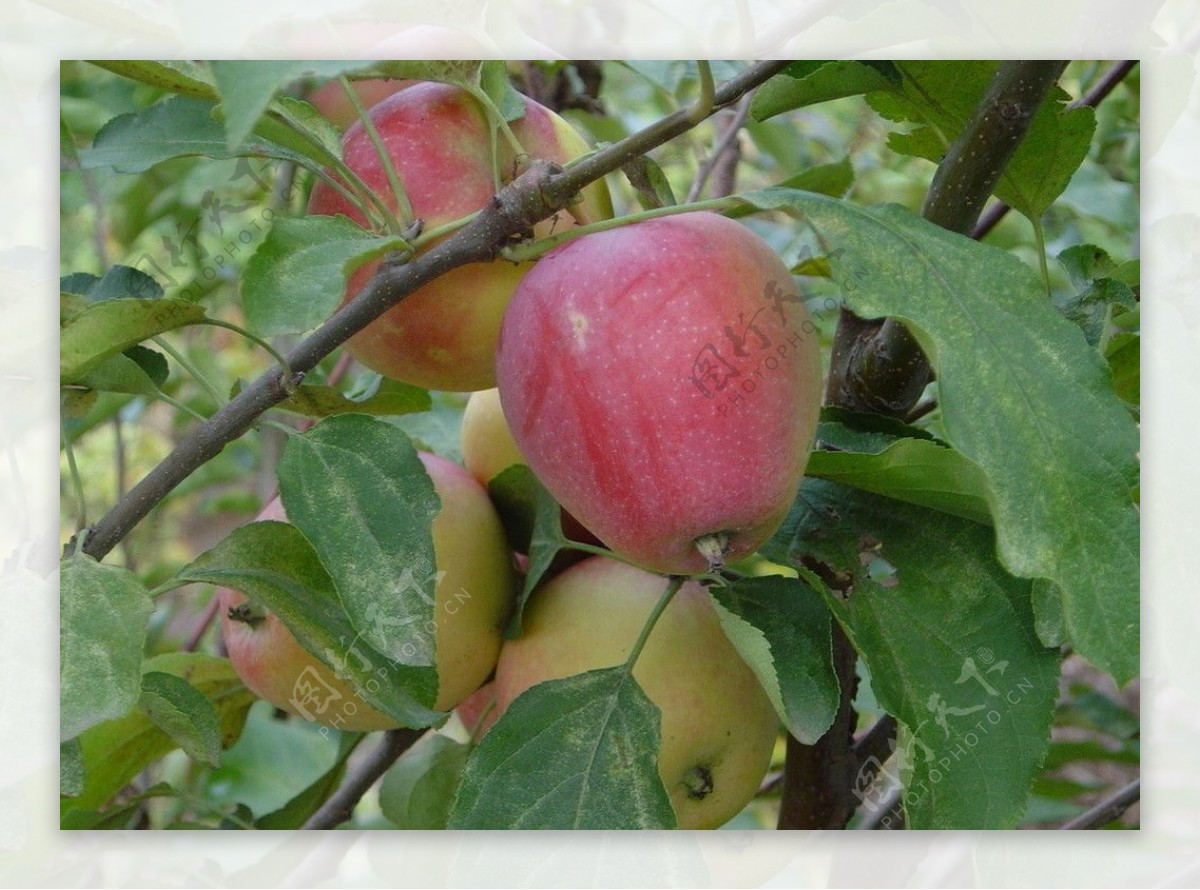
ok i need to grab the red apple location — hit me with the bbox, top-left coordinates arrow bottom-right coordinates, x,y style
220,452 -> 518,731
308,78 -> 413,129
308,81 -> 612,391
493,556 -> 780,829
495,211 -> 823,575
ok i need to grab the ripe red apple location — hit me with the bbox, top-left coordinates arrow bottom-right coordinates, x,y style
220,452 -> 518,731
493,556 -> 779,829
308,78 -> 413,129
495,211 -> 823,575
308,81 -> 612,391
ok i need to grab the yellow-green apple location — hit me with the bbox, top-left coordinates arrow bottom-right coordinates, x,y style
308,78 -> 413,129
460,387 -> 526,487
307,81 -> 612,391
458,386 -> 602,557
493,556 -> 779,829
220,451 -> 518,730
495,211 -> 823,575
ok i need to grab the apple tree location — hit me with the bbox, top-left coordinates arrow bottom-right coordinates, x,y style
60,60 -> 1139,830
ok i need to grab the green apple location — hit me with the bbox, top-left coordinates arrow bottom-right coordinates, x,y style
492,555 -> 780,829
496,211 -> 823,574
220,451 -> 518,730
307,81 -> 612,391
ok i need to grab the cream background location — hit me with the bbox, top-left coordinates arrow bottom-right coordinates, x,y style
2,1 -> 1192,885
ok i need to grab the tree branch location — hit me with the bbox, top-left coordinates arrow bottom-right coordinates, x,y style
777,622 -> 860,829
301,729 -> 423,830
1059,777 -> 1140,830
973,60 -> 1138,240
77,60 -> 792,562
825,60 -> 1068,418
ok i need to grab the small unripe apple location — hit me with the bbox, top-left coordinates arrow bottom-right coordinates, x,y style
460,388 -> 526,488
308,82 -> 612,391
496,211 -> 823,575
493,556 -> 779,829
220,452 -> 518,730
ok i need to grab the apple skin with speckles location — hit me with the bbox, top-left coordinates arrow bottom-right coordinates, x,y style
307,82 -> 612,391
495,211 -> 822,575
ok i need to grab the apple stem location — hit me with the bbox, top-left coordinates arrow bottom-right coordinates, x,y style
694,533 -> 731,573
624,576 -> 685,670
339,74 -> 415,232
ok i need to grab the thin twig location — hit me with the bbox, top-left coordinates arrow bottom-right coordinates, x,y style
686,93 -> 753,203
182,591 -> 222,653
76,60 -> 791,563
853,714 -> 898,768
301,729 -> 423,830
1060,777 -> 1140,829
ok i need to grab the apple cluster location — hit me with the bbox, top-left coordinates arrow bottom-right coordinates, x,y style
220,81 -> 825,829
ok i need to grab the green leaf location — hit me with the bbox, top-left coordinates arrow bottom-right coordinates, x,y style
1056,244 -> 1139,348
80,95 -> 313,174
764,479 -> 1062,829
379,732 -> 470,829
1106,333 -> 1139,406
61,297 -> 207,382
201,701 -> 340,819
137,671 -> 223,768
253,730 -> 362,828
751,61 -> 902,120
61,738 -> 84,798
867,61 -> 1095,219
60,555 -> 154,740
88,60 -> 218,101
270,378 -> 431,419
478,59 -> 528,122
175,521 -> 440,726
487,463 -> 540,554
448,669 -> 676,829
210,60 -> 371,150
807,421 -> 994,525
276,415 -> 441,669
242,215 -> 410,337
74,352 -> 164,397
775,157 -> 855,198
61,783 -> 180,830
504,469 -> 571,637
708,576 -> 839,744
738,188 -> 1139,685
61,265 -> 163,301
128,344 -> 170,386
61,653 -> 255,814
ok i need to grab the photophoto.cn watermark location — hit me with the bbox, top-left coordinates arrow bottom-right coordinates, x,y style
282,555 -> 474,736
130,158 -> 284,299
687,245 -> 866,414
852,647 -> 1039,826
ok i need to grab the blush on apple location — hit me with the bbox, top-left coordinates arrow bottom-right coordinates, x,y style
495,211 -> 823,575
307,82 -> 612,392
219,452 -> 518,730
